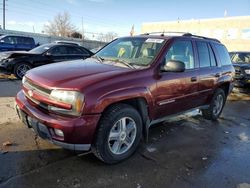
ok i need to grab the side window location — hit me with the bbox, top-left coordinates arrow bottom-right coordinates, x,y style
196,41 -> 210,68
22,37 -> 33,45
2,36 -> 17,44
49,46 -> 67,55
214,44 -> 231,66
79,47 -> 90,55
67,46 -> 84,55
165,40 -> 194,69
208,44 -> 217,66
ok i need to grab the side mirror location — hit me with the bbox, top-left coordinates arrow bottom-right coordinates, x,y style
161,60 -> 185,72
45,52 -> 52,56
0,40 -> 4,43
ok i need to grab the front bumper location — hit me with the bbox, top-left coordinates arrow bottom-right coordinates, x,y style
234,76 -> 250,87
15,90 -> 101,151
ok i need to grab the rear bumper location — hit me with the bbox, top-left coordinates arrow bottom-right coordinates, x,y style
15,90 -> 101,151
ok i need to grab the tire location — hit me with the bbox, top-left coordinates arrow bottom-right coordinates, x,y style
92,104 -> 142,164
201,88 -> 226,121
13,62 -> 32,79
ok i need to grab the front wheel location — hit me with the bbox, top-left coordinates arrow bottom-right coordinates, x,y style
202,88 -> 226,121
13,62 -> 32,79
92,104 -> 142,164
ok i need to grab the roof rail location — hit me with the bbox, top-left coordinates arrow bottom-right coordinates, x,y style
142,31 -> 190,36
141,32 -> 221,43
183,33 -> 221,43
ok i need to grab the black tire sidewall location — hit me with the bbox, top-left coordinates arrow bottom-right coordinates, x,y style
210,89 -> 226,120
97,106 -> 142,163
14,62 -> 32,79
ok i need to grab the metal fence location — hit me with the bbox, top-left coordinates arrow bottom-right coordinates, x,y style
0,29 -> 107,50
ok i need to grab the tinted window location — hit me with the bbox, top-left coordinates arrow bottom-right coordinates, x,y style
79,47 -> 90,55
50,46 -> 68,55
208,44 -> 217,66
214,44 -> 231,65
17,37 -> 34,45
197,42 -> 210,68
67,46 -> 84,55
1,36 -> 17,44
165,40 -> 194,69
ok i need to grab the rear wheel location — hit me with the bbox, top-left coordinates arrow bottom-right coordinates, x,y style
14,62 -> 32,79
92,104 -> 142,164
202,88 -> 226,121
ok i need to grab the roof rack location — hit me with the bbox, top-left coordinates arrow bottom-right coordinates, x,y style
182,33 -> 221,43
142,31 -> 190,36
141,32 -> 221,43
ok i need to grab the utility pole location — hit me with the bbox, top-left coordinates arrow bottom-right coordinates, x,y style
3,0 -> 5,30
81,17 -> 84,40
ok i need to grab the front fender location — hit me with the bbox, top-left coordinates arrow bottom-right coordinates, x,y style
85,87 -> 154,115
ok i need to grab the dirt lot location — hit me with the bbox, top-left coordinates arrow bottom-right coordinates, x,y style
0,78 -> 250,188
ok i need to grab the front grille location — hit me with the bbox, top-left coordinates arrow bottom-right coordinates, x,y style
23,79 -> 51,111
234,67 -> 241,76
24,79 -> 51,97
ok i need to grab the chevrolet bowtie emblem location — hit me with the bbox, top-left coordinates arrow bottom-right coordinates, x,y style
28,90 -> 33,97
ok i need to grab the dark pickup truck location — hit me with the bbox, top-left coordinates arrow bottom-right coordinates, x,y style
230,51 -> 250,87
15,33 -> 234,164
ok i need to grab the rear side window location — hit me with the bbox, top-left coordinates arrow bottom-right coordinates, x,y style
49,46 -> 68,55
67,46 -> 84,55
214,44 -> 231,66
79,47 -> 90,55
196,42 -> 210,68
165,40 -> 194,69
208,44 -> 217,66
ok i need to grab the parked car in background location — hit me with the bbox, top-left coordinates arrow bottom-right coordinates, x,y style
0,35 -> 35,52
15,33 -> 234,163
230,51 -> 250,87
90,46 -> 103,53
0,42 -> 93,79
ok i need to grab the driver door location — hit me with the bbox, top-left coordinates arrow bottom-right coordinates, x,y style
155,40 -> 199,119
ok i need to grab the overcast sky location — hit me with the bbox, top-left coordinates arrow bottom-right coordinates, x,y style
3,0 -> 250,37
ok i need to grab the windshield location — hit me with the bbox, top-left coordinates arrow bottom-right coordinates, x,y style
29,43 -> 54,54
231,53 -> 250,64
95,37 -> 165,68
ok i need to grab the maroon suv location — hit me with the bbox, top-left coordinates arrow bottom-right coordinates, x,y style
15,33 -> 234,163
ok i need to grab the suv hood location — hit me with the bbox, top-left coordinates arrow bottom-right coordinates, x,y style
26,58 -> 132,90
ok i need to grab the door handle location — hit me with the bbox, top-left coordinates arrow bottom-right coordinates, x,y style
191,77 -> 197,82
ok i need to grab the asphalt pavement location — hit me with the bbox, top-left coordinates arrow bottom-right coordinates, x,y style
0,78 -> 250,188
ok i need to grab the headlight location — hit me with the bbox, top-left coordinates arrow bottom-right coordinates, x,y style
22,76 -> 27,85
49,90 -> 84,116
245,69 -> 250,74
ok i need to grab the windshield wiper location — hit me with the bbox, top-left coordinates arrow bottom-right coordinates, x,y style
92,55 -> 104,63
112,59 -> 135,69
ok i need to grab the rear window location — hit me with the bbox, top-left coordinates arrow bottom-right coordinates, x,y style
214,44 -> 231,66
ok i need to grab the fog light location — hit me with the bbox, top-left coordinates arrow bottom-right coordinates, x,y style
54,128 -> 64,137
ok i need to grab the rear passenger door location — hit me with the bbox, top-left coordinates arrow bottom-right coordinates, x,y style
195,41 -> 221,106
16,37 -> 35,51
